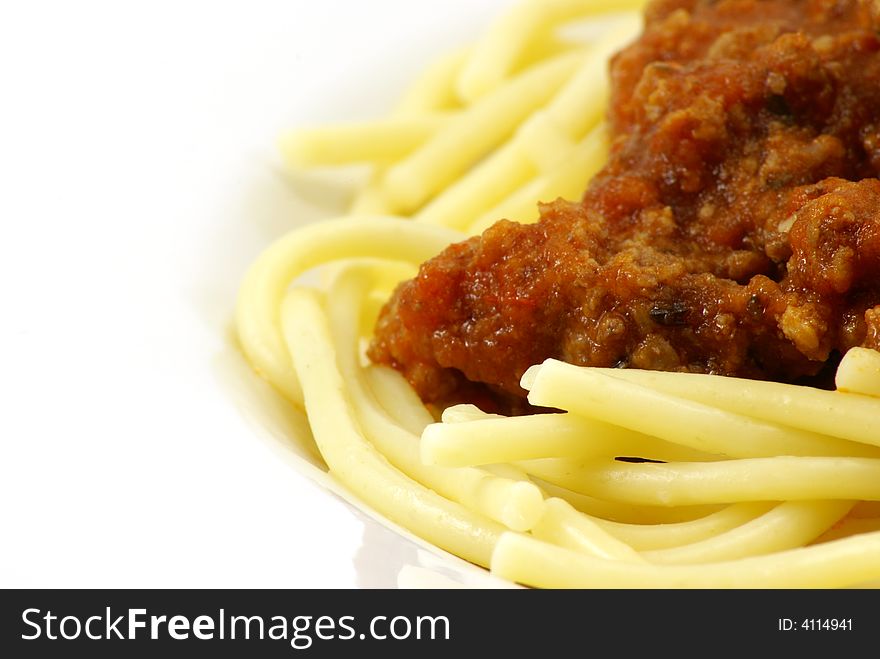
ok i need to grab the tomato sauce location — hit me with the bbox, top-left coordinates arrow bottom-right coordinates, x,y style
370,0 -> 880,408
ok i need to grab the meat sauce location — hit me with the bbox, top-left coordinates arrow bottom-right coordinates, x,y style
369,0 -> 880,409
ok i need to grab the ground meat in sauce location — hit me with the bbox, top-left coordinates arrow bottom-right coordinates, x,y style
369,0 -> 880,410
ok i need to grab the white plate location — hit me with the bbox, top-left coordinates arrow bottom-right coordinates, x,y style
0,0 -> 515,587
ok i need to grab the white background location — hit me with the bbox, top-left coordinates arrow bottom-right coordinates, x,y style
0,0 -> 509,588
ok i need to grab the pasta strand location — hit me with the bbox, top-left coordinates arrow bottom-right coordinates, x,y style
524,360 -> 880,458
281,288 -> 502,565
521,456 -> 880,506
491,530 -> 880,588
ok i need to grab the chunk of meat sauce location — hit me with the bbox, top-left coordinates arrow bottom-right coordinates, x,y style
370,0 -> 880,411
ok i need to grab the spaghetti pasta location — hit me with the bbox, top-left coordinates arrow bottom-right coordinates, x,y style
836,348 -> 880,399
518,457 -> 880,506
235,0 -> 880,588
491,530 -> 880,589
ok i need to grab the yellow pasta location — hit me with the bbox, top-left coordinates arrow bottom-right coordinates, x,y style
468,123 -> 608,230
570,366 -> 880,449
421,412 -> 716,467
236,0 -> 880,589
349,171 -> 393,216
641,501 -> 853,564
539,16 -> 641,139
395,47 -> 472,115
325,266 -> 545,532
491,531 -> 880,588
836,346 -> 880,398
531,478 -> 726,524
524,360 -> 880,458
413,139 -> 536,230
383,51 -> 583,213
364,365 -> 435,435
348,47 -> 477,216
281,288 -> 502,566
531,498 -> 647,562
236,216 -> 462,405
280,114 -> 454,168
520,456 -> 880,506
457,0 -> 648,102
591,503 -> 776,551
414,17 -> 638,231
441,404 -> 504,424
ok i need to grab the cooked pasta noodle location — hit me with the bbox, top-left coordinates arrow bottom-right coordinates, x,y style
235,0 -> 880,588
491,531 -> 880,588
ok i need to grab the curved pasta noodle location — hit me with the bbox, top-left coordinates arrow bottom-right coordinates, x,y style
530,478 -> 726,525
421,412 -> 717,467
280,114 -> 454,168
491,530 -> 880,588
414,16 -> 639,230
384,51 -> 583,212
236,217 -> 462,405
281,287 -> 503,566
531,498 -> 648,563
324,266 -> 545,532
640,501 -> 853,565
457,0 -> 648,102
590,503 -> 776,551
520,456 -> 880,506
